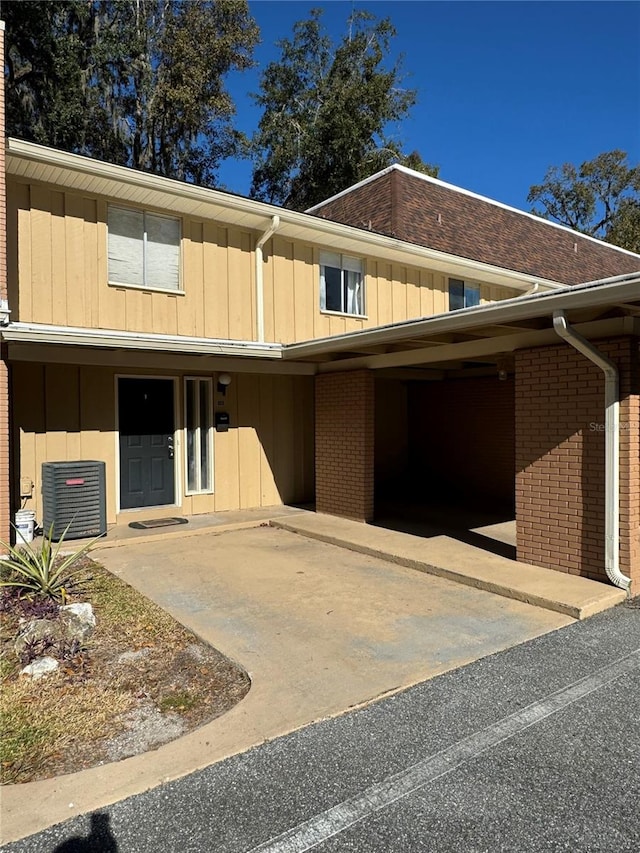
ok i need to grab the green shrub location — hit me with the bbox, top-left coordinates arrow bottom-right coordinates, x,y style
0,524 -> 97,602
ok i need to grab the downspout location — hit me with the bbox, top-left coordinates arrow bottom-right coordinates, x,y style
552,310 -> 631,592
255,215 -> 280,343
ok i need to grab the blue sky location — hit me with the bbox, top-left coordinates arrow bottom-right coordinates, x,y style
218,0 -> 640,212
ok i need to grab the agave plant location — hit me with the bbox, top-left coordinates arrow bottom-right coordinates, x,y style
0,523 -> 98,602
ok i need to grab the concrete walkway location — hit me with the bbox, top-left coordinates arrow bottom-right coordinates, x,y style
1,518 -> 576,845
272,512 -> 626,619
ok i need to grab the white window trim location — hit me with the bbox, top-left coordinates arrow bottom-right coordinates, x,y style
320,251 -> 366,318
184,376 -> 214,496
107,205 -> 184,293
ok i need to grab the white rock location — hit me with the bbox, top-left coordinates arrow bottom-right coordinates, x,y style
59,602 -> 96,642
20,656 -> 59,679
60,602 -> 95,626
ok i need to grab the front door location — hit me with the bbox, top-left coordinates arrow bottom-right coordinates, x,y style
118,377 -> 175,510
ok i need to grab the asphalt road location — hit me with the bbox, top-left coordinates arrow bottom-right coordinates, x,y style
5,602 -> 640,853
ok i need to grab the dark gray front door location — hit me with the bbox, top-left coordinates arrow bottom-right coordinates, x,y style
118,378 -> 175,510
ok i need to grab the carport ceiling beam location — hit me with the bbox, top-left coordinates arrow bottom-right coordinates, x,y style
317,317 -> 635,373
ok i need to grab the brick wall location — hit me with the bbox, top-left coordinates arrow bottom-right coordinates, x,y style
315,370 -> 375,522
407,376 -> 515,507
516,337 -> 640,586
0,20 -> 10,550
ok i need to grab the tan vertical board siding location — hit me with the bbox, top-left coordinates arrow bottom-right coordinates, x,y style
12,363 -> 45,524
236,373 -> 262,508
406,266 -> 421,320
227,231 -> 254,340
44,365 -> 80,466
292,243 -> 314,343
15,179 -> 523,343
79,367 -> 115,506
433,273 -> 447,314
296,375 -> 316,502
272,375 -> 295,502
212,377 -> 240,511
419,271 -> 435,316
273,238 -> 296,344
391,264 -> 407,323
64,194 -> 86,327
262,244 -> 276,343
204,225 -> 230,339
365,260 -> 379,326
376,262 -> 393,326
12,361 -> 314,524
178,221 -> 202,337
51,192 -> 67,326
30,185 -> 54,324
257,375 -> 278,503
8,182 -> 31,320
84,197 -> 99,327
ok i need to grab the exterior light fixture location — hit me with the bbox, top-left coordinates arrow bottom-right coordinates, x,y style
217,373 -> 232,395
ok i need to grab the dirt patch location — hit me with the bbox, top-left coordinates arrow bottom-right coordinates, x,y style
0,558 -> 250,784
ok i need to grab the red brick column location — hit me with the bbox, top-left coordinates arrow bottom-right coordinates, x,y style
0,20 -> 10,550
516,336 -> 639,587
315,370 -> 375,522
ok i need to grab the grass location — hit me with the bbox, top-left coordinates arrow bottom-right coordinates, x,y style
0,558 -> 250,784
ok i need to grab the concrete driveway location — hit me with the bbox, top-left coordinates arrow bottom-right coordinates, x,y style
1,523 -> 572,844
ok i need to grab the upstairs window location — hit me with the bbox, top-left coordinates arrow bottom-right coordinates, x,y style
108,205 -> 181,291
449,278 -> 480,310
320,251 -> 365,316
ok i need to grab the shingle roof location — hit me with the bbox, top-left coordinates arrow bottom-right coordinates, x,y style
308,166 -> 640,285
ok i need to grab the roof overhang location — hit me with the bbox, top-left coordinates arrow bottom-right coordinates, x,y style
282,274 -> 640,372
7,138 -> 565,293
0,323 -> 283,360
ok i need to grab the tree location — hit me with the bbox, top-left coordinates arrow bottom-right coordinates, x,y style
3,1 -> 259,186
250,8 -> 437,210
528,150 -> 640,253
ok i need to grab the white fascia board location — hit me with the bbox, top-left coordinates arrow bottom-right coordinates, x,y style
0,322 -> 283,359
7,139 -> 564,292
307,163 -> 640,263
283,275 -> 640,359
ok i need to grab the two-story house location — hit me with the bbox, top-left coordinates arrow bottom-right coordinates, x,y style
1,50 -> 639,593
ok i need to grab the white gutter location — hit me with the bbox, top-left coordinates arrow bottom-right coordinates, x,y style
255,216 -> 280,343
283,274 -> 640,360
553,310 -> 631,592
0,322 -> 283,359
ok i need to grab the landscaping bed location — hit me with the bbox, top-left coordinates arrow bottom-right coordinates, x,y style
0,556 -> 250,784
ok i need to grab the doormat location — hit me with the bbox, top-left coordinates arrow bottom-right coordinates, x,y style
129,517 -> 189,530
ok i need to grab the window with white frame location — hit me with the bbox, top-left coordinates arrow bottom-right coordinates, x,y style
320,251 -> 365,316
449,278 -> 480,310
185,377 -> 213,494
108,205 -> 181,291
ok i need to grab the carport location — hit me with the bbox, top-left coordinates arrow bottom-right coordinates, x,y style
284,274 -> 640,590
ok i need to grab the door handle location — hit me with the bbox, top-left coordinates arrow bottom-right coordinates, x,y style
167,436 -> 174,459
